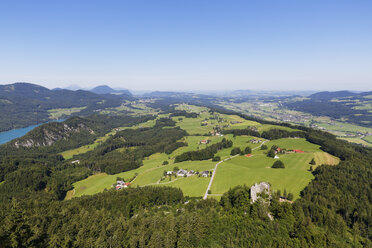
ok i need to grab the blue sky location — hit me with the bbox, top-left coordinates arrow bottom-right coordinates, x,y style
0,0 -> 371,91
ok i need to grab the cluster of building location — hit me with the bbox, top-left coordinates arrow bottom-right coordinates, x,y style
166,169 -> 210,177
275,147 -> 304,154
230,121 -> 242,124
249,139 -> 262,144
210,130 -> 223,136
115,180 -> 130,190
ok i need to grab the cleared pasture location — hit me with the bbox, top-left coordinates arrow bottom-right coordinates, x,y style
210,152 -> 316,200
313,152 -> 340,166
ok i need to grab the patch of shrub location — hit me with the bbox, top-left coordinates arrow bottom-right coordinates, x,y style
272,160 -> 285,168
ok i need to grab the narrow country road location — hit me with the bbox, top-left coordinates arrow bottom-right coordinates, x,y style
203,155 -> 238,200
203,140 -> 268,200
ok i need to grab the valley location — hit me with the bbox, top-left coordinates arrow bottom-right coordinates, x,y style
0,85 -> 370,247
1,1 -> 372,245
217,94 -> 372,147
63,105 -> 339,201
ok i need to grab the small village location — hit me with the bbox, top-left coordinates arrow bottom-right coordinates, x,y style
165,169 -> 211,178
115,180 -> 131,190
275,147 -> 304,154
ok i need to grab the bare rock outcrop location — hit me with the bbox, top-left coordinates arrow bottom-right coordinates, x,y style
250,182 -> 271,203
12,121 -> 94,148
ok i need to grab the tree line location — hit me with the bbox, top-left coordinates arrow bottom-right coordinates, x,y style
174,138 -> 233,162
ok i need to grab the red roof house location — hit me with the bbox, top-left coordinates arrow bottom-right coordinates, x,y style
293,149 -> 304,153
245,154 -> 252,157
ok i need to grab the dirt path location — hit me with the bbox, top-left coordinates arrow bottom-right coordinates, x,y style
203,140 -> 268,200
203,155 -> 239,200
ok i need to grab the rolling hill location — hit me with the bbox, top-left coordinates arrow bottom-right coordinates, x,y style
284,90 -> 372,127
90,85 -> 132,97
0,83 -> 129,132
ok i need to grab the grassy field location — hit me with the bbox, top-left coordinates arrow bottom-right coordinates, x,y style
171,136 -> 224,157
313,152 -> 339,166
314,120 -> 372,134
134,160 -> 215,187
60,118 -> 160,160
210,153 -> 315,200
157,176 -> 210,197
215,134 -> 263,159
48,107 -> 86,119
339,137 -> 372,147
68,151 -> 216,199
67,133 -> 225,198
265,138 -> 321,152
210,137 -> 330,200
66,107 -> 341,201
60,131 -> 115,159
173,116 -> 215,135
257,124 -> 301,132
175,104 -> 210,114
363,135 -> 372,143
220,114 -> 261,128
68,137 -> 323,200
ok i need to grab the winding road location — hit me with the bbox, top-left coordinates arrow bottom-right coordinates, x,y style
203,140 -> 268,200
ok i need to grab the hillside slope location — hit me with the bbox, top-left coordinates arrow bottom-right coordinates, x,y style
90,85 -> 132,96
0,83 -> 128,131
284,91 -> 372,127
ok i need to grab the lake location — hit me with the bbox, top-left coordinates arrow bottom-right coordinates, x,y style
0,120 -> 64,145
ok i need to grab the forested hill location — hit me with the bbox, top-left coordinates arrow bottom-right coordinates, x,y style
284,91 -> 372,127
90,85 -> 132,96
0,83 -> 130,132
308,90 -> 358,100
0,109 -> 371,246
2,114 -> 155,153
9,117 -> 96,149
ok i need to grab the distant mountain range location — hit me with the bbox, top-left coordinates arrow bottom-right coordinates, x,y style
1,82 -> 371,131
309,91 -> 358,100
54,84 -> 132,97
0,83 -> 129,132
89,85 -> 132,96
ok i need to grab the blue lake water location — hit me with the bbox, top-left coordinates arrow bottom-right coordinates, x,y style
0,120 -> 64,145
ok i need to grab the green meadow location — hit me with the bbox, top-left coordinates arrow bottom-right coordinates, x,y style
210,153 -> 315,200
68,137 -> 326,200
48,107 -> 86,119
173,116 -> 215,135
60,132 -> 114,160
340,137 -> 372,147
363,135 -> 372,143
265,138 -> 321,152
66,106 -> 341,201
157,176 -> 211,197
313,152 -> 340,166
60,118 -> 158,160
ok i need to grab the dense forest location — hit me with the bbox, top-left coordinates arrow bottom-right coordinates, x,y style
174,138 -> 233,162
0,105 -> 371,247
0,114 -> 158,201
75,125 -> 187,174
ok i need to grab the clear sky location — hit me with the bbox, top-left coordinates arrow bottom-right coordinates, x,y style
0,0 -> 371,91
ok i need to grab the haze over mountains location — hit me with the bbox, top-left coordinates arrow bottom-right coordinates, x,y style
1,82 -> 371,132
0,81 -> 371,247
